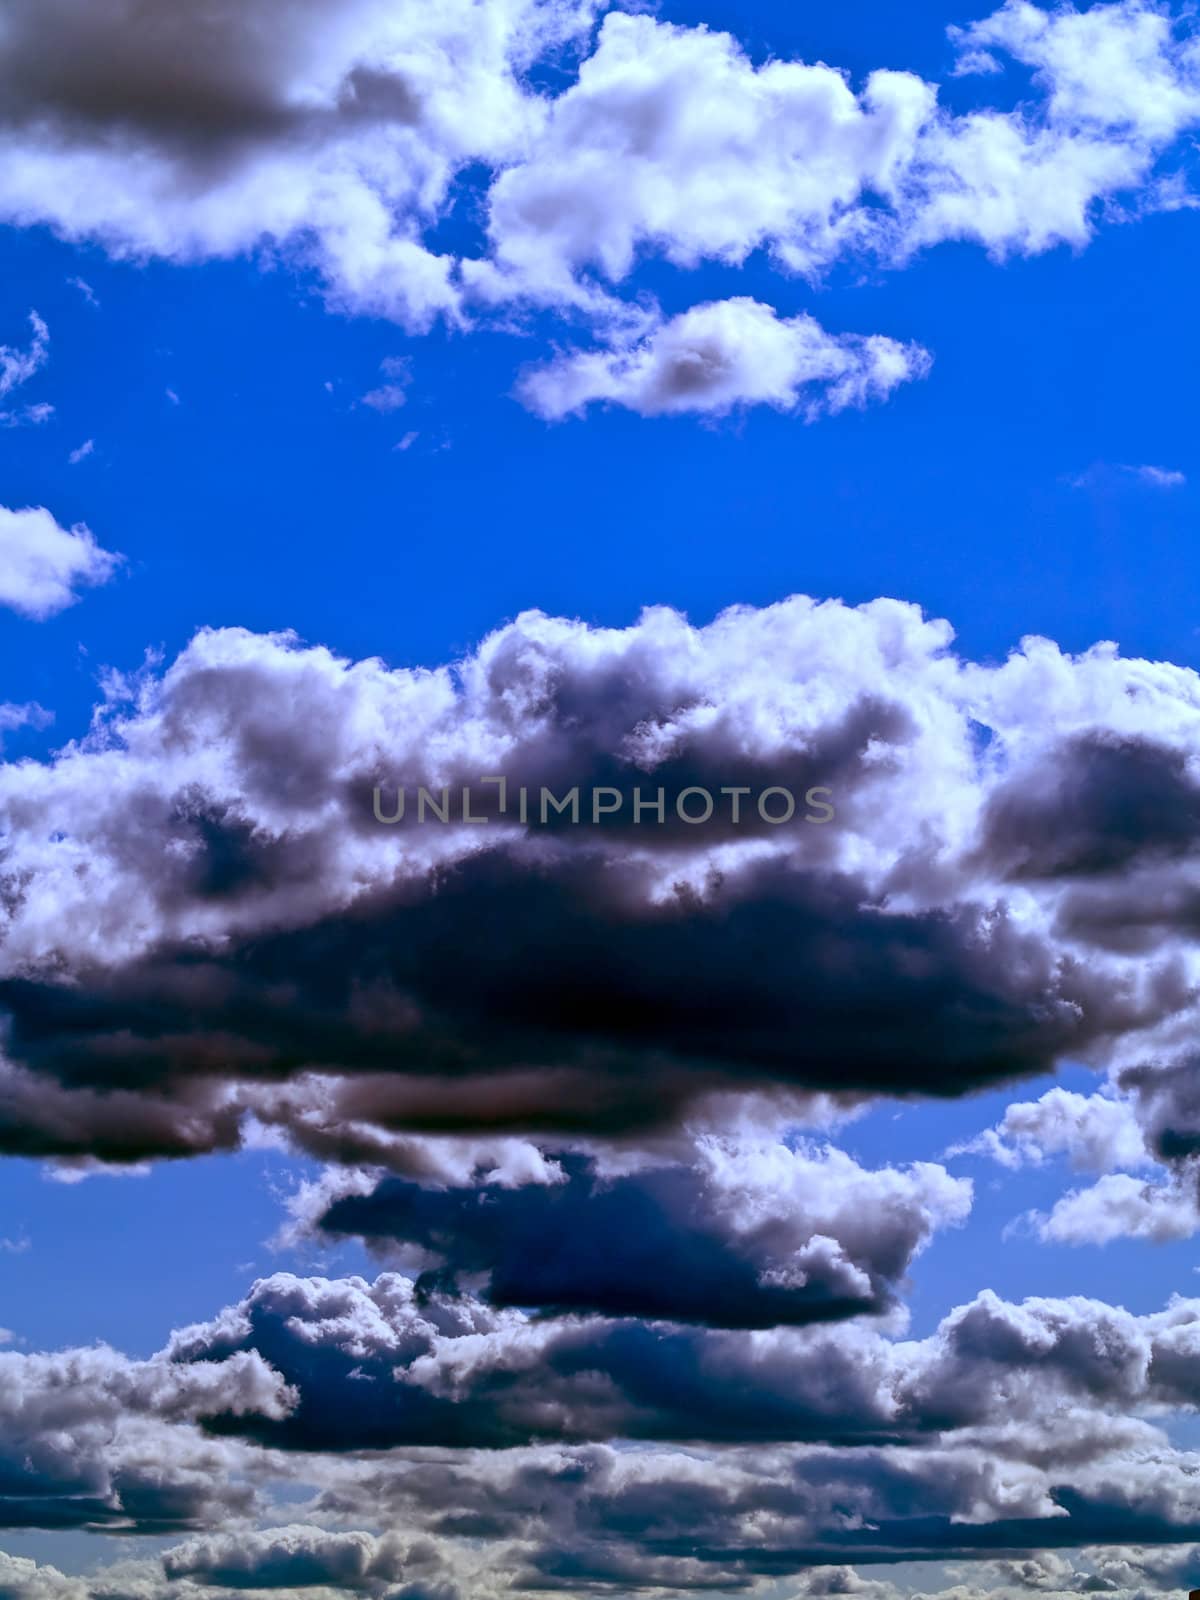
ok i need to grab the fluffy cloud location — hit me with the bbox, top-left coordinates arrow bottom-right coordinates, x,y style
948,1087 -> 1152,1172
161,1272 -> 1200,1454
5,1269 -> 1198,1589
309,1136 -> 970,1326
3,598 -> 1200,1162
162,1525 -> 458,1597
516,298 -> 931,420
0,0 -> 1199,375
0,1341 -> 291,1530
0,0 -> 593,330
0,504 -> 121,619
1025,1171 -> 1200,1244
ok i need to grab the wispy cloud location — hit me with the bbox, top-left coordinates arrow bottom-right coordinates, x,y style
1068,461 -> 1187,490
1132,464 -> 1186,488
0,311 -> 52,427
0,701 -> 53,749
69,438 -> 95,465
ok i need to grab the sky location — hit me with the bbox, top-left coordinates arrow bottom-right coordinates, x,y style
2,2 -> 1200,1599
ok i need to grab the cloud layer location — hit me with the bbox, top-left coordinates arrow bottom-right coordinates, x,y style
2,0 -> 1200,402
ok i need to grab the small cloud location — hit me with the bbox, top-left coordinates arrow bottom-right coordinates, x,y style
44,1157 -> 151,1184
0,702 -> 53,749
165,387 -> 180,406
69,438 -> 95,465
361,355 -> 411,412
0,311 -> 48,399
0,504 -> 122,620
362,383 -> 407,412
946,25 -> 1004,76
1068,462 -> 1187,491
68,276 -> 99,307
0,401 -> 54,429
0,1235 -> 30,1255
1132,464 -> 1186,488
394,431 -> 420,451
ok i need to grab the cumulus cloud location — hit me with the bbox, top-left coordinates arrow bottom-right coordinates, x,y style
1024,1171 -> 1200,1244
6,1272 -> 1200,1591
2,598 -> 1200,1162
165,1271 -> 1200,1452
948,1087 -> 1152,1173
516,298 -> 931,420
0,505 -> 121,619
0,0 -> 1198,378
162,1524 -> 459,1597
0,1340 -> 291,1530
309,1136 -> 971,1326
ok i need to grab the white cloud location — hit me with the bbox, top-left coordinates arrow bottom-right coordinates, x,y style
948,1087 -> 1152,1173
1135,464 -> 1186,487
1026,1171 -> 1200,1244
361,384 -> 407,412
517,297 -> 931,419
0,701 -> 53,749
0,310 -> 53,426
1069,462 -> 1188,489
0,0 -> 1196,377
0,310 -> 48,398
0,504 -> 122,619
68,437 -> 95,464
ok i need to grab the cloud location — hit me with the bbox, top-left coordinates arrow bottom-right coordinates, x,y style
1068,463 -> 1188,491
310,1137 -> 971,1326
2,1274 -> 1200,1584
361,385 -> 407,412
3,599 -> 1200,1162
0,311 -> 53,427
516,298 -> 931,420
0,1340 -> 291,1530
0,1553 -> 87,1600
361,355 -> 411,412
67,438 -> 94,464
0,311 -> 48,399
162,1525 -> 459,1598
1024,1171 -> 1200,1244
0,504 -> 122,618
0,0 -> 1197,370
947,1087 -> 1152,1173
475,0 -> 1200,304
166,1271 -> 1200,1453
0,702 -> 53,750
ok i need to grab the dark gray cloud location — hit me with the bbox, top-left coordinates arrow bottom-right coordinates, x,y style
163,1272 -> 1200,1455
976,734 -> 1200,882
313,1142 -> 968,1327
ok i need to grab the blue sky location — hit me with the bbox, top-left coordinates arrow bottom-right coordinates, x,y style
3,1 -> 1200,1597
